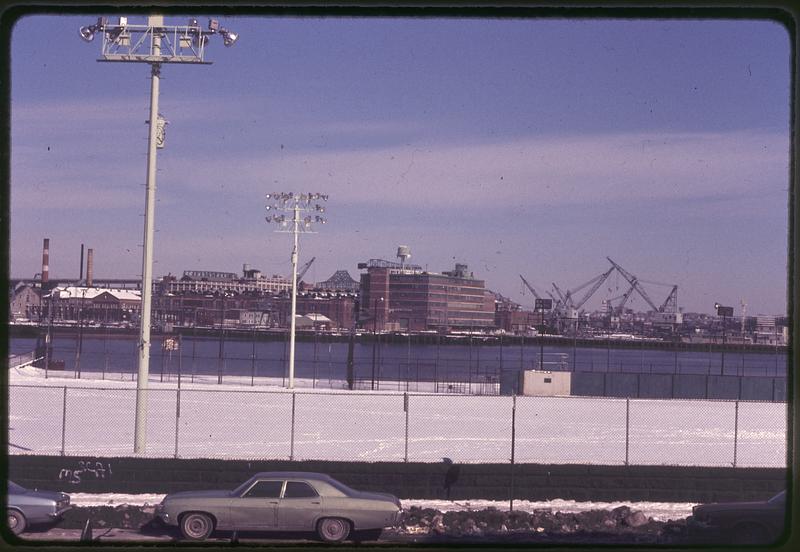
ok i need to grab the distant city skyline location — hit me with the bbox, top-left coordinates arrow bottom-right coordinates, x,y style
9,14 -> 791,316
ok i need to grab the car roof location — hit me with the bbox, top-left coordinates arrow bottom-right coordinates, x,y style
249,472 -> 337,481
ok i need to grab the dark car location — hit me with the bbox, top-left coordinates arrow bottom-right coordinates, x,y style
688,490 -> 786,544
155,472 -> 402,542
7,481 -> 71,536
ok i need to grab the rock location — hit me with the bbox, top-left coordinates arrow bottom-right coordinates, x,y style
612,505 -> 632,520
624,511 -> 649,528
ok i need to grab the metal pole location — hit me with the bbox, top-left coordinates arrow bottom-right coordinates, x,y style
134,16 -> 163,454
288,204 -> 299,389
251,328 -> 256,387
539,310 -> 544,369
404,392 -> 409,462
61,386 -> 67,456
733,400 -> 739,468
178,334 -> 182,389
510,394 -> 516,511
371,298 -> 378,391
721,314 -> 726,374
174,388 -> 181,458
624,397 -> 630,465
290,392 -> 296,460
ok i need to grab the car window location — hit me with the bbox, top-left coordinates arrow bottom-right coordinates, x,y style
283,481 -> 318,499
243,480 -> 283,498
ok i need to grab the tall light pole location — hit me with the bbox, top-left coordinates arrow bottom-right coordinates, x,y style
265,193 -> 329,389
80,15 -> 238,454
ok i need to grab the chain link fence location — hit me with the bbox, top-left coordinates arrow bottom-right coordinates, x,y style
8,384 -> 786,467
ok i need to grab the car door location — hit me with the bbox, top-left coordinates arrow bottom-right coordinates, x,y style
229,479 -> 284,530
277,480 -> 323,530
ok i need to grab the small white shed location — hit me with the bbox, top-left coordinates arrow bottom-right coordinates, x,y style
519,370 -> 572,396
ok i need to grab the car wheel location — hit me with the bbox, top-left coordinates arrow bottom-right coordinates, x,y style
732,522 -> 771,545
317,517 -> 351,543
8,509 -> 27,536
180,512 -> 214,541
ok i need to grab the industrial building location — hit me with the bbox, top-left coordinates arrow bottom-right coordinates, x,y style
358,248 -> 496,332
39,286 -> 141,323
159,265 -> 292,295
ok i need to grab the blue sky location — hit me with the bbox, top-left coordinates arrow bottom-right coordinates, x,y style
9,14 -> 791,315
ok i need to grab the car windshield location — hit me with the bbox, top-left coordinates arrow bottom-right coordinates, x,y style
8,481 -> 26,494
231,478 -> 255,497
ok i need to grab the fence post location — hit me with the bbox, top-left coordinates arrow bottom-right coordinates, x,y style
61,386 -> 67,456
174,388 -> 181,458
290,392 -> 296,461
404,392 -> 409,463
510,394 -> 517,512
732,400 -> 739,468
624,398 -> 630,466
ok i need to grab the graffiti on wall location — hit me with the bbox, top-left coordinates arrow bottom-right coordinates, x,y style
58,460 -> 113,484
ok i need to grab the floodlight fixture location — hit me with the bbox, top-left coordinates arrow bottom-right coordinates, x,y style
220,29 -> 238,47
265,192 -> 330,389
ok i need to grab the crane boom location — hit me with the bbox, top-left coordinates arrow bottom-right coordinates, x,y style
615,282 -> 638,314
551,282 -> 572,307
296,256 -> 316,282
519,275 -> 542,300
659,285 -> 679,313
606,257 -> 660,312
573,266 -> 615,311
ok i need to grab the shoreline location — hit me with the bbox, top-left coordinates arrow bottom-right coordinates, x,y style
8,323 -> 788,355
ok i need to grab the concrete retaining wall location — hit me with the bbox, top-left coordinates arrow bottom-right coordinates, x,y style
8,455 -> 786,504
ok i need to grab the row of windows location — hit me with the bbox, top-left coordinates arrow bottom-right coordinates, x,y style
244,480 -> 318,499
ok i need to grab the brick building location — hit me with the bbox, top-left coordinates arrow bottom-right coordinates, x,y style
358,260 -> 496,332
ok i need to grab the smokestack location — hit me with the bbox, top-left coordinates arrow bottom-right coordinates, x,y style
79,244 -> 84,282
41,238 -> 50,284
87,249 -> 94,288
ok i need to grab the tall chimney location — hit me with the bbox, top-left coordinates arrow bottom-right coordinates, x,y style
41,238 -> 50,284
79,244 -> 84,282
87,248 -> 94,288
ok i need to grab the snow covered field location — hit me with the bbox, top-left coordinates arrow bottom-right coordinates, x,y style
7,365 -> 787,467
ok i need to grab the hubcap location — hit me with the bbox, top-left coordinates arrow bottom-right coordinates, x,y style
324,519 -> 344,539
188,516 -> 207,537
8,514 -> 18,529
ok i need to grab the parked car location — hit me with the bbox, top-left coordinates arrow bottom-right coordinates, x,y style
7,481 -> 71,536
155,472 -> 402,542
688,490 -> 786,544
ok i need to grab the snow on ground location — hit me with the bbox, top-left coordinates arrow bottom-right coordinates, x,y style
66,493 -> 694,522
8,365 -> 787,467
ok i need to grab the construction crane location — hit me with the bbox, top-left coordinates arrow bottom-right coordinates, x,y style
296,256 -> 315,282
551,282 -> 571,310
521,275 -> 562,319
659,285 -> 679,313
570,266 -> 616,312
606,257 -> 660,313
611,282 -> 638,315
519,274 -> 544,301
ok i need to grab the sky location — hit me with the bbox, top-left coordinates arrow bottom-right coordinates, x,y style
8,13 -> 792,315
